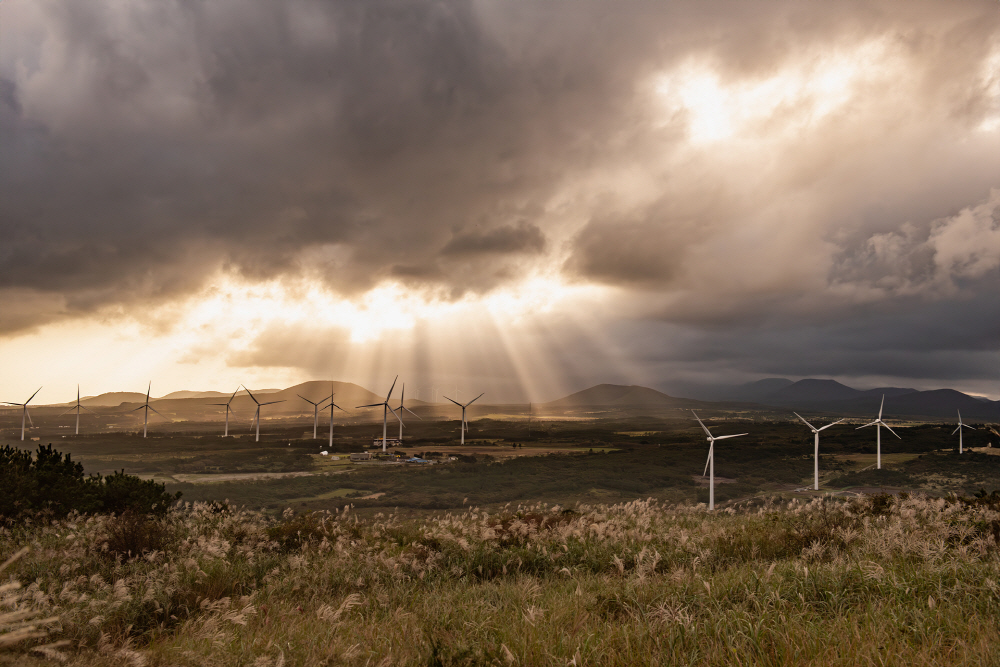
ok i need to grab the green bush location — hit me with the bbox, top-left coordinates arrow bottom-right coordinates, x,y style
0,444 -> 181,522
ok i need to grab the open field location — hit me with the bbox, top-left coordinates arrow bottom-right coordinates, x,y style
4,414 -> 1000,513
2,493 -> 1000,665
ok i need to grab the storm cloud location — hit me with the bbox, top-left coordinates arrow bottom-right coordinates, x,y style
2,0 -> 1000,398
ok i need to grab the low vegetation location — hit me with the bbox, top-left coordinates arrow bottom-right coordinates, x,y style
0,445 -> 180,521
1,491 -> 999,665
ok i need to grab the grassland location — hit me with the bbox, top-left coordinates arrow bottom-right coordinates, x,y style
2,492 -> 1000,665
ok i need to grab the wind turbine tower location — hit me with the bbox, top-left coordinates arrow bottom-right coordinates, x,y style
207,388 -> 241,437
444,392 -> 484,445
130,383 -> 166,438
953,409 -> 975,454
244,387 -> 285,442
856,395 -> 900,469
357,376 -> 403,453
793,413 -> 845,491
692,411 -> 747,511
3,387 -> 41,441
322,388 -> 346,449
59,385 -> 97,435
298,393 -> 327,439
397,384 -> 422,442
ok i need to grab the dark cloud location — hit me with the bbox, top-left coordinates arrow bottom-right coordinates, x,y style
2,0 -> 1000,393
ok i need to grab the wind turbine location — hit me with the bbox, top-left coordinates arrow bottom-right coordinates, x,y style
856,395 -> 900,469
207,388 -> 241,437
357,376 -> 403,453
3,387 -> 41,441
953,409 -> 975,454
396,384 -> 422,442
298,393 -> 328,439
322,389 -> 346,449
692,411 -> 747,511
130,383 -> 167,438
444,392 -> 484,445
794,413 -> 845,491
244,387 -> 285,442
59,385 -> 97,435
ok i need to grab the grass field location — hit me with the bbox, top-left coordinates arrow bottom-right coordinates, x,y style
2,492 -> 999,665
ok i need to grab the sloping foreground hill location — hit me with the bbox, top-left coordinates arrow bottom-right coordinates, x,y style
1,494 -> 998,665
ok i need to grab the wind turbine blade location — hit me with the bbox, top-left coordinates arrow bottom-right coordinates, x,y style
1,402 -> 23,406
443,396 -> 463,407
228,388 -> 239,404
952,425 -> 961,436
466,393 -> 484,407
148,406 -> 167,420
403,406 -> 422,420
400,384 -> 404,406
243,387 -> 260,404
856,421 -> 879,430
260,400 -> 285,406
146,382 -> 151,401
387,405 -> 403,425
691,410 -> 713,438
81,405 -> 97,415
357,403 -> 384,408
793,412 -> 816,431
386,375 -> 398,402
129,405 -> 147,412
26,387 -> 42,404
703,441 -> 714,477
25,408 -> 34,428
57,407 -> 76,417
817,419 -> 846,431
712,433 -> 748,440
330,402 -> 346,412
883,423 -> 901,439
297,394 -> 318,406
878,394 -> 884,420
957,409 -> 962,424
962,423 -> 976,431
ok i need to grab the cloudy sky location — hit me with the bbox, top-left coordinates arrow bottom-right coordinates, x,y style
2,0 -> 1000,404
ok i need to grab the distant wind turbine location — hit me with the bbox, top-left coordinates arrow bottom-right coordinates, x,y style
396,384 -> 422,442
245,386 -> 285,442
129,383 -> 167,438
856,395 -> 900,469
207,388 -> 241,437
794,413 -> 845,491
357,376 -> 403,453
693,410 -> 747,511
298,393 -> 328,439
444,392 -> 484,445
3,387 -> 41,441
322,388 -> 346,449
953,409 -> 975,454
59,385 -> 97,435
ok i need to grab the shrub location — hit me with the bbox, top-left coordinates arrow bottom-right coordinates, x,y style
0,445 -> 181,522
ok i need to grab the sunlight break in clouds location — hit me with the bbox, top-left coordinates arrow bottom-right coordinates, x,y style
655,40 -> 891,144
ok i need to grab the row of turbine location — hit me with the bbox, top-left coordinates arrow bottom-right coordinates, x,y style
2,377 -> 485,447
693,395 -> 976,510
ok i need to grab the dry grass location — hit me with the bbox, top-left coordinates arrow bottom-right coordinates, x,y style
1,494 -> 998,665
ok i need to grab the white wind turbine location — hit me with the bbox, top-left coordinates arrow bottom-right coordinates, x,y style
794,413 -> 845,491
444,392 -> 484,445
130,383 -> 166,438
692,411 -> 747,511
3,387 -> 41,441
357,376 -> 403,453
321,389 -> 346,449
207,388 -> 241,437
244,386 -> 285,442
396,384 -> 422,442
856,395 -> 900,469
59,385 -> 97,435
298,392 -> 328,439
953,409 -> 975,454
